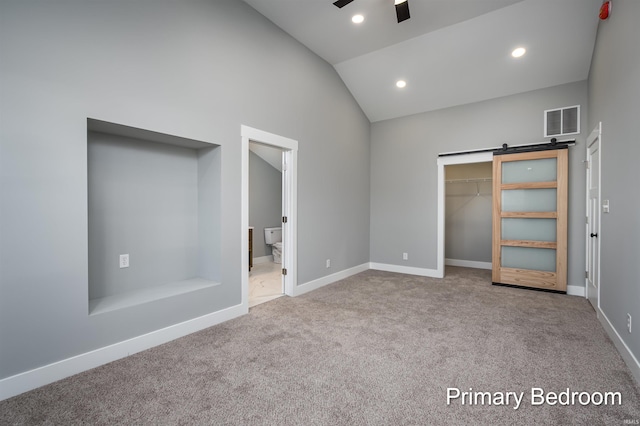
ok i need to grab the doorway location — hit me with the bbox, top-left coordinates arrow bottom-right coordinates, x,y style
241,125 -> 298,311
437,152 -> 494,277
444,162 -> 493,270
248,142 -> 285,307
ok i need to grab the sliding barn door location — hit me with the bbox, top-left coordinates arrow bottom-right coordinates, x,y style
492,149 -> 568,292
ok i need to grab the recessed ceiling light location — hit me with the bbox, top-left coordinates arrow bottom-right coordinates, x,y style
352,14 -> 364,24
396,80 -> 407,88
511,47 -> 526,58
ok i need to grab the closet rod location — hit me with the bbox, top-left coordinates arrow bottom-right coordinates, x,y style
445,178 -> 492,184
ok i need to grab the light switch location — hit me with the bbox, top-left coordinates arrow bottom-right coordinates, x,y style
602,200 -> 610,213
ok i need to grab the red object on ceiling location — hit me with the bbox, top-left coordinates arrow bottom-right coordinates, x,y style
599,1 -> 611,20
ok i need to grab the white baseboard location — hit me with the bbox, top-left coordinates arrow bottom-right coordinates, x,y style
294,263 -> 369,297
253,255 -> 273,265
566,285 -> 585,297
597,308 -> 640,386
369,262 -> 441,278
2,265 -> 630,403
445,258 -> 492,270
0,303 -> 247,402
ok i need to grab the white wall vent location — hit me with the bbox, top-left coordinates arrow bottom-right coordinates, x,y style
544,105 -> 580,137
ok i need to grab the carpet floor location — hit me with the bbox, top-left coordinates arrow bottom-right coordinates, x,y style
1,267 -> 639,425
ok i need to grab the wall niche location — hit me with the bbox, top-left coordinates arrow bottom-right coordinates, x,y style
87,119 -> 221,315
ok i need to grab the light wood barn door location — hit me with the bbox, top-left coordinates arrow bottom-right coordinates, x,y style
492,149 -> 568,292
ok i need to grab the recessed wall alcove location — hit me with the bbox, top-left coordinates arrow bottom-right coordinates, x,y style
87,119 -> 221,315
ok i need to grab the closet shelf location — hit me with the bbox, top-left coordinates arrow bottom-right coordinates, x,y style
89,278 -> 220,315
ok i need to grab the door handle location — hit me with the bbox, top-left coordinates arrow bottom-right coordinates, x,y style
590,233 -> 598,238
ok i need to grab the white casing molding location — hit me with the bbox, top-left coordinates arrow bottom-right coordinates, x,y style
0,261 -> 628,402
598,308 -> 640,386
0,303 -> 246,402
566,285 -> 585,297
0,260 -> 366,402
369,262 -> 440,278
294,263 -> 369,297
445,259 -> 492,270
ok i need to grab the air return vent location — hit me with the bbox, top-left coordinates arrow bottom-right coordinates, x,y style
544,105 -> 580,137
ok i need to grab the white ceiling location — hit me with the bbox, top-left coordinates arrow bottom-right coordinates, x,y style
243,0 -> 601,122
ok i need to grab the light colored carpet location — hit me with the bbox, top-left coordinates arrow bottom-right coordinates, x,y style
1,267 -> 639,424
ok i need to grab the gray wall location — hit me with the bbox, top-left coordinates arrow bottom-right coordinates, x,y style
587,0 -> 640,362
88,130 -> 220,301
370,81 -> 588,289
249,151 -> 282,258
0,0 -> 370,380
197,145 -> 222,283
445,163 -> 492,263
89,132 -> 198,299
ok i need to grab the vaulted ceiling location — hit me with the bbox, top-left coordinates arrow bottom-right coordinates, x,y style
243,0 -> 601,122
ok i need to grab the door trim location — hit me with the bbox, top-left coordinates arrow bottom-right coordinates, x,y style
241,125 -> 298,310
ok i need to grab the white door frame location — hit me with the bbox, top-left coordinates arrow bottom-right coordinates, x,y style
586,122 -> 602,310
241,125 -> 298,310
437,151 -> 493,278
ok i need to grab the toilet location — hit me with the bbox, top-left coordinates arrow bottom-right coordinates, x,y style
264,227 -> 283,264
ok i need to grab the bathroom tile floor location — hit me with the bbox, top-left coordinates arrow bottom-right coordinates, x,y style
249,261 -> 283,308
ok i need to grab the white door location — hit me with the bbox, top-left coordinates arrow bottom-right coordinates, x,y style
586,123 -> 601,310
281,151 -> 287,294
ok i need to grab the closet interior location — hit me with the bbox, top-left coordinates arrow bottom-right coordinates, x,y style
445,162 -> 493,269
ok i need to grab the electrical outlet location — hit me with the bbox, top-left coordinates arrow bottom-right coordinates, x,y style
326,259 -> 331,268
119,254 -> 130,269
403,253 -> 408,261
627,314 -> 632,333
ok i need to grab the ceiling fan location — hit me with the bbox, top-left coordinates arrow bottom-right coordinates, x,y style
333,0 -> 411,24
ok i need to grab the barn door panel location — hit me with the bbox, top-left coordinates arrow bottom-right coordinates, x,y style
492,149 -> 568,292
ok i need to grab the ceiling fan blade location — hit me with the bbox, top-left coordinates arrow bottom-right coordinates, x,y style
333,0 -> 354,8
395,1 -> 410,23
